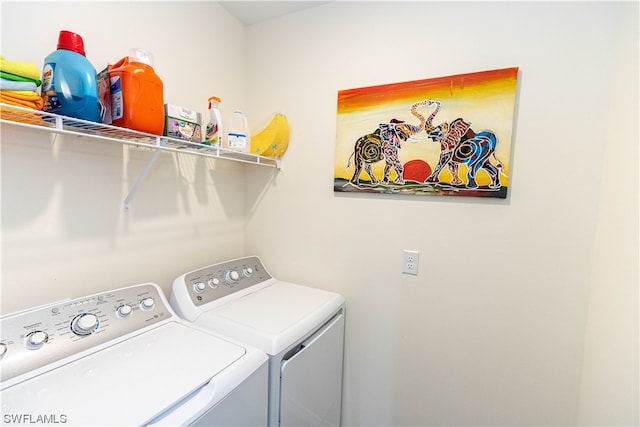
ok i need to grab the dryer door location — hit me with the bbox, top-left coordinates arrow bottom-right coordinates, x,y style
279,311 -> 345,427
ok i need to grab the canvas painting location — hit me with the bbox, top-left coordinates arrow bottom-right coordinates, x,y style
334,67 -> 519,199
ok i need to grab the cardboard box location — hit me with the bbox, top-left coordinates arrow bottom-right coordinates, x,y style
164,104 -> 202,143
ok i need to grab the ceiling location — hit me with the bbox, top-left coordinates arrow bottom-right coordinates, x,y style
218,1 -> 332,25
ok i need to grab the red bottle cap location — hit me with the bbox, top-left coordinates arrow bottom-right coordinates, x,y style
57,30 -> 86,56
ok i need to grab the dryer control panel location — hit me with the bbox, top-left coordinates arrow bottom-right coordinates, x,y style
0,283 -> 174,385
175,256 -> 272,308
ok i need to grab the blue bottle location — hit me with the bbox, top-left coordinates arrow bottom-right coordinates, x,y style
42,30 -> 101,123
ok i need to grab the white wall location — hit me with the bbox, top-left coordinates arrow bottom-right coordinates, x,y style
1,1 -> 637,427
577,3 -> 639,424
1,1 -> 250,312
244,1 -> 638,426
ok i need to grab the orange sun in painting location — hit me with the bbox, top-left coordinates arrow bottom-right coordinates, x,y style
402,160 -> 432,182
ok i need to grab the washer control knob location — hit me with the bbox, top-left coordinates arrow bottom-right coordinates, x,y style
71,313 -> 99,336
0,342 -> 7,357
224,270 -> 240,284
140,297 -> 155,311
243,267 -> 253,278
116,304 -> 133,318
26,331 -> 49,349
193,282 -> 206,294
208,278 -> 220,288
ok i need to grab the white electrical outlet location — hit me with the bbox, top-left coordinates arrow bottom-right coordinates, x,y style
402,250 -> 419,275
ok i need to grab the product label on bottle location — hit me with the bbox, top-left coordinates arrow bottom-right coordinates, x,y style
110,76 -> 123,120
205,122 -> 220,147
228,132 -> 247,150
41,63 -> 62,112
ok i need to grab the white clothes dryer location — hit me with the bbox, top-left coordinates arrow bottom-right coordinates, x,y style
0,283 -> 268,426
170,256 -> 345,427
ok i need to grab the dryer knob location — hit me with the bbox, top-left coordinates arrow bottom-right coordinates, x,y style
140,297 -> 155,311
193,282 -> 206,294
224,270 -> 240,284
26,331 -> 49,349
243,267 -> 253,278
116,304 -> 133,318
71,313 -> 99,336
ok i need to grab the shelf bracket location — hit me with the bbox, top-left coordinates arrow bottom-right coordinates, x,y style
123,136 -> 167,212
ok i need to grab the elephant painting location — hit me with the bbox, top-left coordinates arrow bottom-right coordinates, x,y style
334,68 -> 517,198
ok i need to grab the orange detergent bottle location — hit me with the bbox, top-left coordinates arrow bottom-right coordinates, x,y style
108,48 -> 164,134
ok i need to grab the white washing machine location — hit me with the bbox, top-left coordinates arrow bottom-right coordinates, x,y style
0,283 -> 268,426
170,256 -> 345,427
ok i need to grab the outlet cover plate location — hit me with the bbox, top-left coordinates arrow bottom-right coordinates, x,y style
402,250 -> 419,275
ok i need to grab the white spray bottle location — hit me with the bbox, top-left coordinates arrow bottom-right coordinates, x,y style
205,96 -> 222,147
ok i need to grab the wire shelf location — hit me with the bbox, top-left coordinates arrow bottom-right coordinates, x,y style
0,103 -> 280,168
1,103 -> 281,211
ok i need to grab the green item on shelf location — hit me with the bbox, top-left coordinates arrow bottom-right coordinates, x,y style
0,71 -> 41,87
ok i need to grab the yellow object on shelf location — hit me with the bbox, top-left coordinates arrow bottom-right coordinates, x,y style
250,113 -> 289,158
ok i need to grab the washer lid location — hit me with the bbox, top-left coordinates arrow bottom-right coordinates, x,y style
1,321 -> 246,426
196,281 -> 344,355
